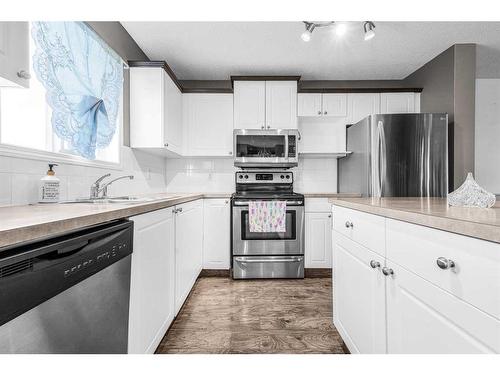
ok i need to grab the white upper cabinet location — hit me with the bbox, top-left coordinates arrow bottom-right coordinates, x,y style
322,94 -> 347,117
297,93 -> 322,117
380,92 -> 419,114
298,93 -> 347,117
233,81 -> 266,129
347,93 -> 381,124
183,94 -> 234,157
130,66 -> 183,155
265,81 -> 298,129
234,80 -> 297,129
0,22 -> 30,88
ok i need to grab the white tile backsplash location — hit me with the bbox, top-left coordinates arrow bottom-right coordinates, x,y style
165,157 -> 337,193
0,147 -> 168,206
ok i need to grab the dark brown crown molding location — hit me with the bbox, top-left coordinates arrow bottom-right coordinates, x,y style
128,60 -> 184,93
298,87 -> 423,93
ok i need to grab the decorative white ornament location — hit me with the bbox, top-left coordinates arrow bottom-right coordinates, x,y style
447,172 -> 496,208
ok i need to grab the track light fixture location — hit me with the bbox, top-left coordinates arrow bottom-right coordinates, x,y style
300,21 -> 376,42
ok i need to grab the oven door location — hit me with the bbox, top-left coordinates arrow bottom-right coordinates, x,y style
232,201 -> 304,256
233,130 -> 290,167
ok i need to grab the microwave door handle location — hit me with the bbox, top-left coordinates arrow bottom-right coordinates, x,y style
285,133 -> 289,160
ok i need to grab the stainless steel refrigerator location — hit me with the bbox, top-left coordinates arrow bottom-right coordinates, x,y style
338,113 -> 448,197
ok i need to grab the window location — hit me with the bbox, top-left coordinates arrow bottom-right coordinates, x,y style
0,22 -> 122,165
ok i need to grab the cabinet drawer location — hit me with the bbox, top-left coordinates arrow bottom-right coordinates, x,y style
305,198 -> 331,212
333,205 -> 385,256
386,218 -> 500,319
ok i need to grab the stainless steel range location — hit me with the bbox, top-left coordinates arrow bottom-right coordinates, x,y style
231,170 -> 305,279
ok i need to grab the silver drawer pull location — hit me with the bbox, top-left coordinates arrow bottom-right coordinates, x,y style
234,257 -> 302,263
370,260 -> 380,269
436,257 -> 455,270
344,221 -> 353,228
382,267 -> 394,276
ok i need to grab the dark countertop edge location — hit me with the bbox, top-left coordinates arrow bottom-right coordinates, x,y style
330,199 -> 500,244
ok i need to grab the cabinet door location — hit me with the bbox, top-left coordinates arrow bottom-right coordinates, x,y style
203,199 -> 231,269
386,260 -> 500,354
163,72 -> 183,154
130,67 -> 164,148
297,93 -> 322,117
380,93 -> 416,114
128,208 -> 175,354
184,94 -> 233,156
265,81 -> 298,129
0,22 -> 30,88
234,81 -> 266,129
175,200 -> 203,315
347,93 -> 380,124
333,234 -> 386,353
305,212 -> 332,268
322,94 -> 347,117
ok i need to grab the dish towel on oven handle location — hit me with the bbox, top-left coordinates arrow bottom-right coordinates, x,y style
248,201 -> 287,232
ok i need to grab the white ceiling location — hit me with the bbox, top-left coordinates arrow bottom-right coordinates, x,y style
122,22 -> 500,80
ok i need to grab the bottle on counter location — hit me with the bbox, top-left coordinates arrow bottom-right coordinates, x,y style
39,163 -> 60,203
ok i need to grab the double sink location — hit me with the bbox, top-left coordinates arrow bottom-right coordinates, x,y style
62,195 -> 181,205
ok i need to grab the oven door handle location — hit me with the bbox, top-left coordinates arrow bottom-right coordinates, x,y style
234,257 -> 302,263
232,200 -> 303,206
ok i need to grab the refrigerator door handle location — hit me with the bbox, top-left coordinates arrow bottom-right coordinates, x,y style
378,121 -> 387,197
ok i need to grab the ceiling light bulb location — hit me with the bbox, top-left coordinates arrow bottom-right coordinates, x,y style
335,23 -> 347,36
363,21 -> 376,41
301,30 -> 312,42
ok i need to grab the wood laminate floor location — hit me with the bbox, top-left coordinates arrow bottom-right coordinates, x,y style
155,277 -> 346,354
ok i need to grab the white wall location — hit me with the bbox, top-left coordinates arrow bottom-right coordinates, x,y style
475,78 -> 500,194
165,157 -> 337,194
0,147 -> 167,206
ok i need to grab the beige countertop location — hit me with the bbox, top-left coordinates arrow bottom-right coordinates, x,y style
303,193 -> 362,198
329,197 -> 500,244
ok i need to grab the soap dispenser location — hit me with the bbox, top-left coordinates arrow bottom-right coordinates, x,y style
39,163 -> 60,203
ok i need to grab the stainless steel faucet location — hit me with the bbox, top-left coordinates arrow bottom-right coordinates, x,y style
90,174 -> 134,199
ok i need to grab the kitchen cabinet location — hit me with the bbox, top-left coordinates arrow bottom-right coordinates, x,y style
380,92 -> 420,114
175,199 -> 203,315
305,199 -> 333,268
233,81 -> 266,129
183,94 -> 234,157
203,198 -> 231,269
265,81 -> 297,129
347,93 -> 380,124
332,204 -> 500,354
128,208 -> 175,354
297,93 -> 347,117
333,234 -> 386,354
234,80 -> 297,129
130,66 -> 183,155
0,22 -> 30,88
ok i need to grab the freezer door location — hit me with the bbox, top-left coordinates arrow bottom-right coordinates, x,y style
371,113 -> 448,197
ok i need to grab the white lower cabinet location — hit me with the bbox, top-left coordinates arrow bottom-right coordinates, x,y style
128,208 -> 175,354
175,200 -> 203,315
203,199 -> 231,269
332,204 -> 500,354
128,199 -> 204,353
386,260 -> 499,354
333,234 -> 386,354
305,212 -> 332,268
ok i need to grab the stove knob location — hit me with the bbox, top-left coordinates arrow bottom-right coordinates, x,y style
238,175 -> 243,179
244,175 -> 249,179
280,175 -> 285,179
286,175 -> 290,179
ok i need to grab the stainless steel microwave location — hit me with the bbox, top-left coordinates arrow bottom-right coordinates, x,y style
233,129 -> 299,168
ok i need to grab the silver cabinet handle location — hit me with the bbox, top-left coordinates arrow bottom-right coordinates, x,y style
344,221 -> 353,228
370,260 -> 381,269
317,110 -> 322,115
328,214 -> 332,218
17,70 -> 31,79
382,267 -> 394,276
324,111 -> 328,115
436,257 -> 455,270
164,143 -> 169,147
229,151 -> 233,155
224,200 -> 229,204
177,207 -> 183,213
261,125 -> 265,129
267,126 -> 271,129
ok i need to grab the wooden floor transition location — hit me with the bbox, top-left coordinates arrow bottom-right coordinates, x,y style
155,277 -> 347,354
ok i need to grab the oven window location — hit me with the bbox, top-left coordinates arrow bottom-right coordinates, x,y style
236,135 -> 285,158
241,210 -> 296,240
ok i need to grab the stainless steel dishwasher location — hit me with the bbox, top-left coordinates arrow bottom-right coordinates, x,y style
0,220 -> 133,354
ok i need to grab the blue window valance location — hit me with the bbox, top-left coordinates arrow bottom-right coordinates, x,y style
32,22 -> 123,160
